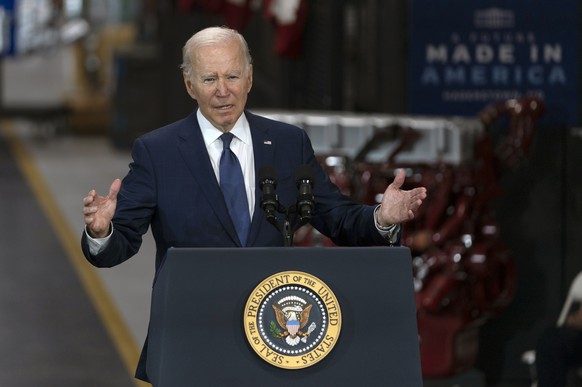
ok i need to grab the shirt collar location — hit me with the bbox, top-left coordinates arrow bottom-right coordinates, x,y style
197,109 -> 251,147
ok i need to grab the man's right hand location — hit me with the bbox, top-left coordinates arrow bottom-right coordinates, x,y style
83,179 -> 121,238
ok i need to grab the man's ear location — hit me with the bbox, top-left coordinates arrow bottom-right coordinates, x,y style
247,64 -> 253,94
183,74 -> 197,100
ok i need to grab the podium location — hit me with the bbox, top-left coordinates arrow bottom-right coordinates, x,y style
146,247 -> 422,386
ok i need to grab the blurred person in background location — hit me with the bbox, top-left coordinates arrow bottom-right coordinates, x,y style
536,305 -> 582,387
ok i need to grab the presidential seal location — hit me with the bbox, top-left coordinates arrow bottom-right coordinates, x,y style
243,271 -> 342,369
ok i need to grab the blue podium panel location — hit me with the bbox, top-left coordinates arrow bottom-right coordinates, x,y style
147,247 -> 422,387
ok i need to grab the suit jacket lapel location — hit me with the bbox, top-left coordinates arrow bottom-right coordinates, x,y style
246,111 -> 276,246
176,112 -> 240,245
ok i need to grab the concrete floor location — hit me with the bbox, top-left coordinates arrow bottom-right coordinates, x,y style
1,119 -> 153,386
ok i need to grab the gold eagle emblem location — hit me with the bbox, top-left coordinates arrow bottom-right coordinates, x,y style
272,303 -> 316,346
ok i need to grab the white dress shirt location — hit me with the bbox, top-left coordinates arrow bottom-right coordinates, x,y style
197,109 -> 255,218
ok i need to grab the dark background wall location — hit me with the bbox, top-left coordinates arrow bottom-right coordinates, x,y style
155,0 -> 411,118
114,0 -> 582,384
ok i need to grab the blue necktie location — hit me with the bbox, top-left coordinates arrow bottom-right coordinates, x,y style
219,132 -> 250,246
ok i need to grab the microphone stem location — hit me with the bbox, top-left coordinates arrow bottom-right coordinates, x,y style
283,218 -> 293,247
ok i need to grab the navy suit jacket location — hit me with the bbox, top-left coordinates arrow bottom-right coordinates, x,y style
81,110 -> 390,381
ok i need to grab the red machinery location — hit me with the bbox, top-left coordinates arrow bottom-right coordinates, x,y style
295,97 -> 545,377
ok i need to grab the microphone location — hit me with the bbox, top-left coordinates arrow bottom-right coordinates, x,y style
295,164 -> 315,224
259,166 -> 279,223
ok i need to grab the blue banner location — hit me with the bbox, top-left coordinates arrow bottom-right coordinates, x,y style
409,0 -> 580,126
0,0 -> 15,56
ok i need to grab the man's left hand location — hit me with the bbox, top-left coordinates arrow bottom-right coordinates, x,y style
377,169 -> 427,226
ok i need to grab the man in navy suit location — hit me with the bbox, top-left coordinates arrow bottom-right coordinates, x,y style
81,26 -> 426,383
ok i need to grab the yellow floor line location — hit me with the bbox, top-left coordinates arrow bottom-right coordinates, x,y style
1,122 -> 149,387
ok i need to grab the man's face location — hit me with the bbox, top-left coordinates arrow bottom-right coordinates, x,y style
183,40 -> 253,132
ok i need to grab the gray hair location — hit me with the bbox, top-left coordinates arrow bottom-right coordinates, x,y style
180,26 -> 253,80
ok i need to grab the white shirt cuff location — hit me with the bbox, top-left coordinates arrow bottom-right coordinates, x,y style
373,205 -> 400,245
85,224 -> 113,255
